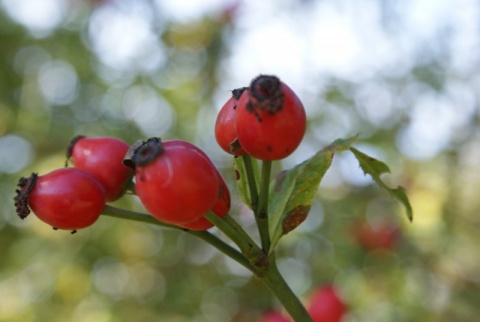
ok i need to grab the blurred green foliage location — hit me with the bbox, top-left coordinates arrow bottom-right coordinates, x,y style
1,1 -> 480,321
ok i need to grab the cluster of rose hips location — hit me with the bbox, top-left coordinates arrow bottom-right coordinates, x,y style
13,129 -> 233,233
14,136 -> 134,233
262,285 -> 347,322
14,74 -> 307,234
12,74 -> 356,321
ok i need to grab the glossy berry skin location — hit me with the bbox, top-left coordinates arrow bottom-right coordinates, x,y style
14,168 -> 106,231
307,285 -> 346,322
131,139 -> 219,225
180,172 -> 231,230
261,310 -> 291,322
67,136 -> 133,202
235,75 -> 306,161
215,89 -> 246,156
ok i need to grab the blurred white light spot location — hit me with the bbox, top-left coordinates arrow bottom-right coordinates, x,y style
0,260 -> 55,319
122,85 -> 175,137
13,46 -> 51,75
397,92 -> 462,160
1,0 -> 66,37
201,286 -> 238,322
0,135 -> 34,173
38,60 -> 78,105
71,295 -> 112,322
89,2 -> 164,71
228,17 -> 306,82
309,4 -> 361,76
355,83 -> 394,127
154,0 -> 232,21
187,242 -> 217,266
92,258 -> 131,298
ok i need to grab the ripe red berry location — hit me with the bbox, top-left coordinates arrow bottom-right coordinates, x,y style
307,285 -> 346,322
14,168 -> 106,232
124,138 -> 219,225
179,172 -> 231,230
66,135 -> 133,202
215,87 -> 247,156
235,75 -> 306,161
351,219 -> 399,251
261,310 -> 291,322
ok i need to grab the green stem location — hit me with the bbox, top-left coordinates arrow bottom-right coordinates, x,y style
102,208 -> 309,320
261,255 -> 313,322
101,205 -> 253,272
204,212 -> 309,321
257,160 -> 273,252
241,154 -> 259,210
242,155 -> 273,252
189,230 -> 254,273
102,204 -> 173,227
204,212 -> 265,265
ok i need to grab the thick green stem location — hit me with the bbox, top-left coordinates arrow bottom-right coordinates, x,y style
204,213 -> 309,321
257,160 -> 272,252
189,230 -> 254,273
204,212 -> 265,265
102,204 -> 173,227
101,205 -> 253,272
241,154 -> 259,210
261,255 -> 313,322
241,155 -> 272,252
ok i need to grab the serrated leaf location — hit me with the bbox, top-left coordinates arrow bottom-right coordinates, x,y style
268,136 -> 357,252
349,147 -> 413,221
234,155 -> 260,210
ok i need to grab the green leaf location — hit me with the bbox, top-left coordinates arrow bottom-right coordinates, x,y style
234,155 -> 260,210
268,136 -> 357,252
349,147 -> 413,222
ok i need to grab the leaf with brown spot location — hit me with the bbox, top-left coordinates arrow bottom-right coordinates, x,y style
282,205 -> 310,235
268,136 -> 357,252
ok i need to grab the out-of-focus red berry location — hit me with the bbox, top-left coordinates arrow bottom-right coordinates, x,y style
260,310 -> 291,322
352,219 -> 399,251
307,285 -> 346,322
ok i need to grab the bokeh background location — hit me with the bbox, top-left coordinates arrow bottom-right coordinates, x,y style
1,0 -> 480,321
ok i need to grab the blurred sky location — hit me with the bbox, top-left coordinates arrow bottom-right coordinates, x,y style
1,0 -> 479,169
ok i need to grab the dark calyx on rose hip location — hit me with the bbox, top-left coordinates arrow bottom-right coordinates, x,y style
247,75 -> 285,119
65,135 -> 85,166
14,173 -> 38,220
123,137 -> 164,169
231,86 -> 248,101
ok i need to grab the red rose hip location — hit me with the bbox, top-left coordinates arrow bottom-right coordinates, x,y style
351,219 -> 399,251
261,310 -> 291,322
215,87 -> 247,155
235,75 -> 306,161
125,138 -> 219,225
180,172 -> 231,230
307,285 -> 346,322
66,135 -> 133,202
14,168 -> 106,232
